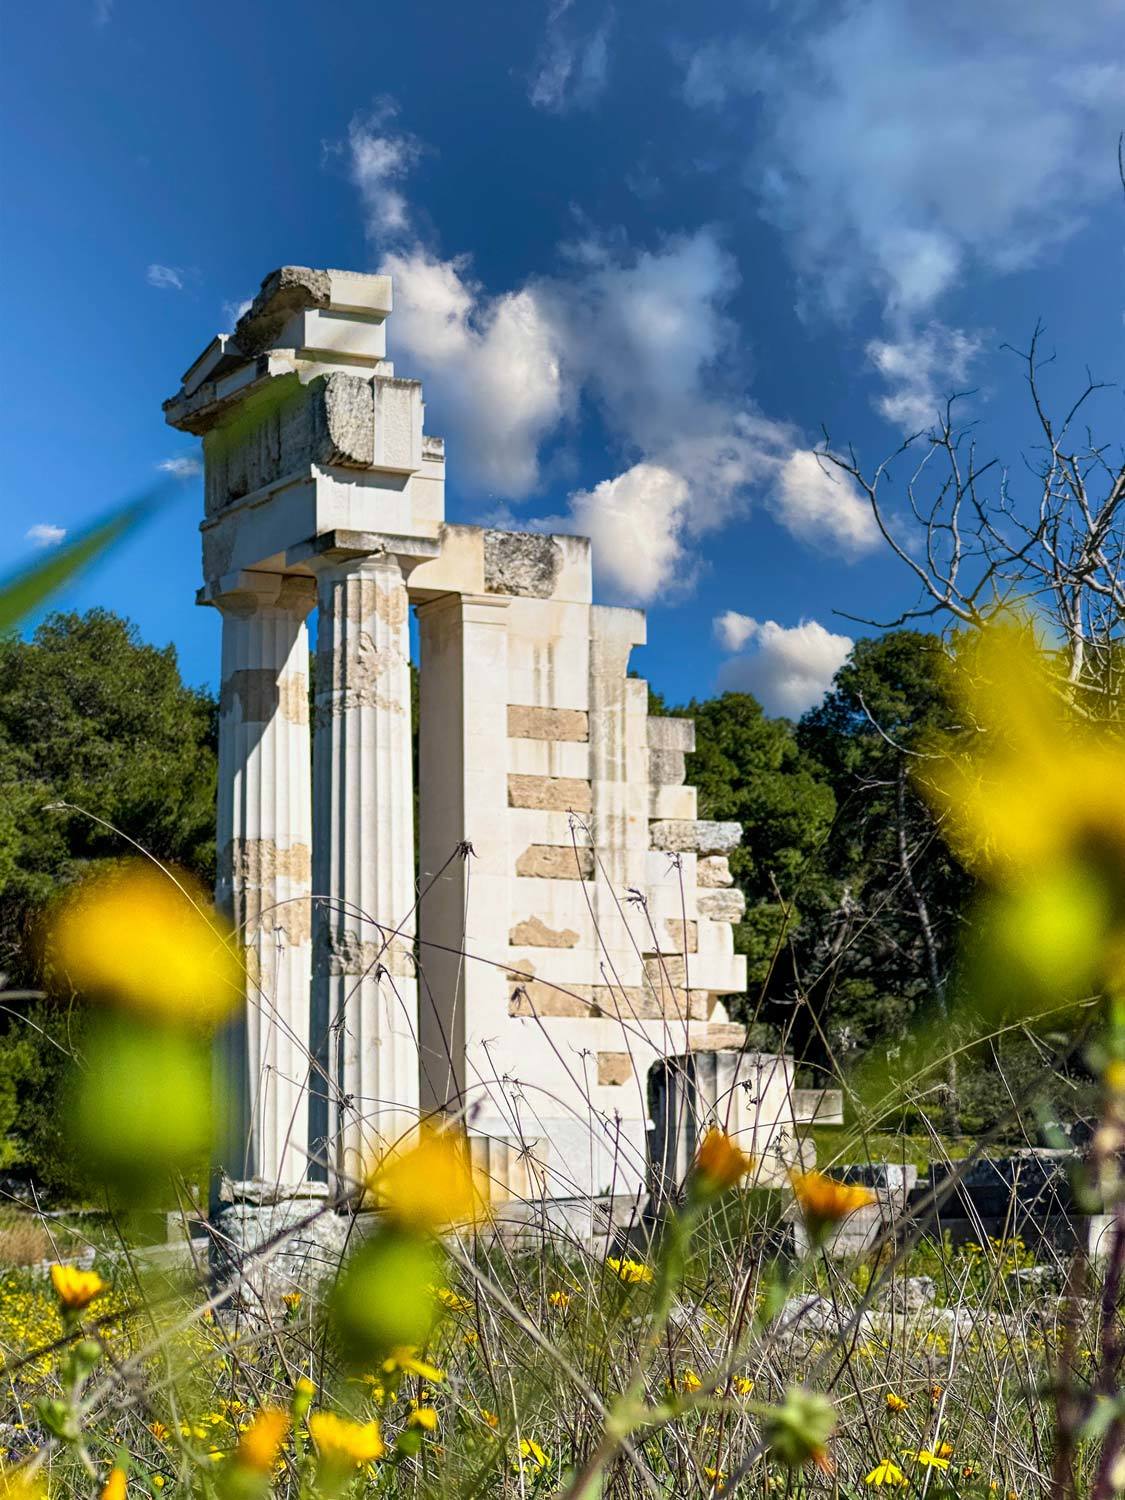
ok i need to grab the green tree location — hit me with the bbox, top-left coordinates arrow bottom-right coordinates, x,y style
0,609 -> 217,1189
796,631 -> 971,1118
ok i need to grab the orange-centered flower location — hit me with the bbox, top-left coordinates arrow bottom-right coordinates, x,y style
790,1171 -> 876,1228
695,1127 -> 755,1190
234,1408 -> 290,1472
50,1264 -> 106,1312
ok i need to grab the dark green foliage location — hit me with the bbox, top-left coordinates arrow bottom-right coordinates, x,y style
0,610 -> 217,1193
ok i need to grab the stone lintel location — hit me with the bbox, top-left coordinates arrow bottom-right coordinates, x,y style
507,774 -> 593,813
202,570 -> 316,617
507,705 -> 589,742
650,819 -> 742,856
515,844 -> 595,881
484,531 -> 564,599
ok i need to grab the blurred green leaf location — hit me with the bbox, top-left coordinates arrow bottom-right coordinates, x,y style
0,491 -> 161,635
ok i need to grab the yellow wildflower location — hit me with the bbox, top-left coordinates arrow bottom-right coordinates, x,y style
234,1408 -> 289,1472
152,1480 -> 165,1490
50,1264 -> 106,1311
547,1290 -> 571,1309
0,1472 -> 44,1500
433,1286 -> 472,1313
733,1376 -> 755,1397
308,1412 -> 385,1467
865,1459 -> 907,1487
605,1256 -> 654,1284
101,1469 -> 126,1500
790,1171 -> 876,1231
679,1369 -> 703,1394
695,1127 -> 754,1190
905,1449 -> 950,1470
382,1347 -> 444,1381
367,1126 -> 487,1230
518,1437 -> 549,1470
885,1392 -> 908,1413
937,1441 -> 954,1459
407,1407 -> 438,1432
481,1410 -> 499,1428
149,1422 -> 169,1443
49,861 -> 241,1026
280,1291 -> 302,1313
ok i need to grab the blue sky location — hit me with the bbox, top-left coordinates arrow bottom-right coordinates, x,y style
2,0 -> 1121,712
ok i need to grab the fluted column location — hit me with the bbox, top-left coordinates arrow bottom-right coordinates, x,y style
213,572 -> 315,1189
310,549 -> 419,1186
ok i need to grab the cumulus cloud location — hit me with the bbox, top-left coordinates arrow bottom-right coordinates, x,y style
687,2 -> 1125,319
26,523 -> 66,548
338,108 -> 869,601
715,616 -> 853,716
529,1 -> 612,112
770,451 -> 879,557
866,322 -> 983,431
147,264 -> 184,290
158,455 -> 202,478
347,104 -> 423,243
380,248 -> 568,496
714,609 -> 757,652
568,463 -> 691,601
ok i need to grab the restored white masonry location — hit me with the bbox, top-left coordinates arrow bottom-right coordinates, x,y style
167,265 -> 803,1203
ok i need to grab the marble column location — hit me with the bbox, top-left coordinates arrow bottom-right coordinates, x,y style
310,549 -> 420,1186
213,572 -> 315,1189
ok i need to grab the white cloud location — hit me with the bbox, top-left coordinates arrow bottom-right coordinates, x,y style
223,296 -> 253,329
529,2 -> 612,113
158,455 -> 202,478
146,264 -> 184,291
26,523 -> 66,548
716,616 -> 853,716
380,248 -> 568,496
690,2 -> 1125,321
340,112 -> 866,602
347,105 -> 422,244
714,609 -> 757,652
568,463 -> 691,601
866,322 -> 983,431
770,450 -> 879,557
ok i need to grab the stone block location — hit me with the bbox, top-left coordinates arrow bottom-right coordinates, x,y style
509,915 -> 580,948
661,919 -> 698,953
515,844 -> 595,880
792,1089 -> 844,1126
597,1052 -> 634,1086
697,856 -> 734,888
697,888 -> 746,923
649,784 -> 697,820
649,748 -> 686,785
648,716 -> 696,752
508,980 -> 595,1017
485,531 -> 564,598
508,774 -> 593,813
508,705 -> 589,742
650,820 -> 741,855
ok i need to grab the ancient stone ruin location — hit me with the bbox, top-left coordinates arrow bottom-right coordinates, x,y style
165,265 -> 810,1209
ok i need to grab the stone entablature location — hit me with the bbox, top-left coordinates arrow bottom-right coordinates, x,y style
166,264 -> 796,1205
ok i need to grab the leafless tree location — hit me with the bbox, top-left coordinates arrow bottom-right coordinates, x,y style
819,327 -> 1125,715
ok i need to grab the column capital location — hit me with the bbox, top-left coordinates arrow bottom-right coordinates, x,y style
201,570 -> 316,620
286,528 -> 441,582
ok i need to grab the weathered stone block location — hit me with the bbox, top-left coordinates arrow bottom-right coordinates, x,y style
648,716 -> 696,752
597,1052 -> 634,1086
648,748 -> 686,785
697,855 -> 734,887
697,888 -> 746,923
662,919 -> 698,953
507,705 -> 589,742
313,373 -> 375,468
515,844 -> 595,880
485,531 -> 564,598
509,915 -> 580,948
508,774 -> 593,813
650,820 -> 741,855
509,980 -> 596,1017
